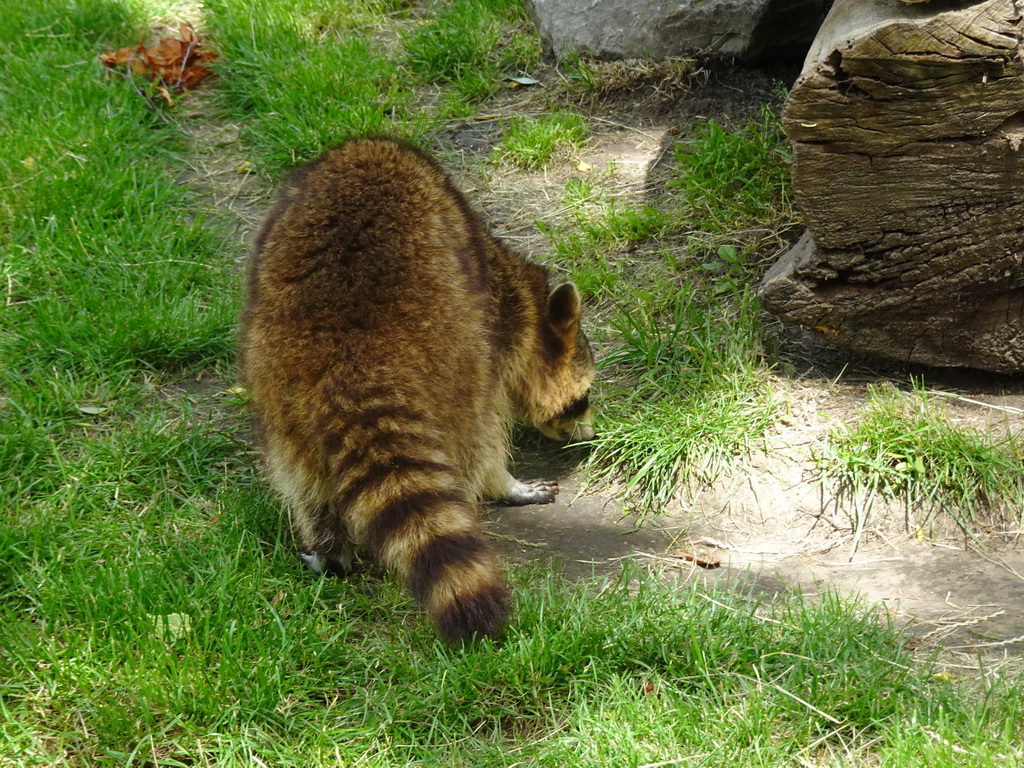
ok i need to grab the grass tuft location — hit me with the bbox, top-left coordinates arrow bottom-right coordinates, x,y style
669,105 -> 793,235
493,109 -> 589,169
588,280 -> 775,513
816,382 -> 1024,537
537,185 -> 667,299
550,113 -> 792,511
562,54 -> 700,100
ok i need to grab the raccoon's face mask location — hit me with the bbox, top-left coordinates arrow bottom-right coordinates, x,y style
536,389 -> 595,443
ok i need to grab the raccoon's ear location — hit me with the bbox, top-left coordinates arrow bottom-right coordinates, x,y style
547,282 -> 582,333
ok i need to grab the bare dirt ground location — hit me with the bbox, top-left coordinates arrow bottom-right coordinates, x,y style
182,58 -> 1024,672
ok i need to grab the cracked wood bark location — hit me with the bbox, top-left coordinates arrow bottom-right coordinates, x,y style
759,0 -> 1024,373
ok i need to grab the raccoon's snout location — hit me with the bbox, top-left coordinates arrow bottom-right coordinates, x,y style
571,420 -> 597,442
537,416 -> 595,443
537,392 -> 596,443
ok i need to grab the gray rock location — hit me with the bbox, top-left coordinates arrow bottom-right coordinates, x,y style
524,0 -> 833,62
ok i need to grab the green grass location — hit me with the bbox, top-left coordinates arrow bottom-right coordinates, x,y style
404,0 -> 502,82
0,0 -> 243,553
205,0 -> 542,169
6,535 -> 1024,765
816,383 -> 1024,538
406,0 -> 542,111
204,0 -> 420,171
547,196 -> 668,261
4,0 -> 1023,764
669,105 -> 793,237
535,179 -> 668,299
535,104 -> 794,290
2,15 -> 237,373
587,280 -> 776,513
493,108 -> 589,169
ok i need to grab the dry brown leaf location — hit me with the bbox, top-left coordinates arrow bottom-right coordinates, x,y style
155,85 -> 174,106
99,24 -> 217,96
672,550 -> 722,569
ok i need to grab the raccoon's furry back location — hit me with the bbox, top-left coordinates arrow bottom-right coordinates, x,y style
240,138 -> 593,642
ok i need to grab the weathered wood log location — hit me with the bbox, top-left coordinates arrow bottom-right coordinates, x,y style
759,0 -> 1024,373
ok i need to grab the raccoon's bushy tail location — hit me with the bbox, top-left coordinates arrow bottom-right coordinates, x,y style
342,464 -> 511,643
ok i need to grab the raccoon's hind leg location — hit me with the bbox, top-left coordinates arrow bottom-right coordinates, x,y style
293,501 -> 355,577
262,437 -> 354,575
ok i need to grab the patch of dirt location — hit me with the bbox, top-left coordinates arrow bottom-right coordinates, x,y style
177,90 -> 270,255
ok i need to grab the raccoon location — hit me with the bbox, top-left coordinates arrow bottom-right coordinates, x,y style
239,138 -> 596,642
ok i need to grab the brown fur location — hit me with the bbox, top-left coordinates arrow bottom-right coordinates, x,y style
239,138 -> 595,642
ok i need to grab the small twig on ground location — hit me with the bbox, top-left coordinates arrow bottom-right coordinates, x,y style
948,634 -> 1024,650
489,533 -> 547,548
866,526 -> 902,551
587,115 -> 667,142
927,389 -> 1024,415
636,757 -> 706,768
918,609 -> 1006,643
740,674 -> 843,725
697,592 -> 791,627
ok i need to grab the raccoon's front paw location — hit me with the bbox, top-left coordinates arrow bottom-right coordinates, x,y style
502,478 -> 559,506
